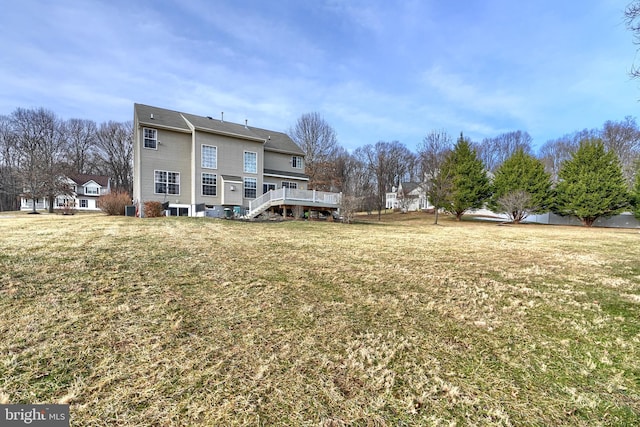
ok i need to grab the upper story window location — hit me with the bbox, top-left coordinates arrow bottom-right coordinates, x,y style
85,186 -> 99,195
154,170 -> 180,195
292,156 -> 303,169
244,151 -> 257,174
143,128 -> 157,149
202,145 -> 217,169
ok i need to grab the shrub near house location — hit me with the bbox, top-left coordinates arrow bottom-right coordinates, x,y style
98,191 -> 131,216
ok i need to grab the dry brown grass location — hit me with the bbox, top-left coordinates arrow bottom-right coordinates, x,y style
0,211 -> 639,425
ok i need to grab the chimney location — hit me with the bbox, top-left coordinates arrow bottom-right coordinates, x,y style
221,112 -> 224,122
150,113 -> 154,119
245,119 -> 248,128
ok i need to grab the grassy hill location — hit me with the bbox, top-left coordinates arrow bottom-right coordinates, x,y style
0,212 -> 638,425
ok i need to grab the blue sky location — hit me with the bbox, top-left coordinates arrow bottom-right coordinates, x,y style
1,0 -> 638,152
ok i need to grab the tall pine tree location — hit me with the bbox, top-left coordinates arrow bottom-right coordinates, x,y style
633,168 -> 640,220
555,138 -> 630,226
490,148 -> 553,223
443,133 -> 491,220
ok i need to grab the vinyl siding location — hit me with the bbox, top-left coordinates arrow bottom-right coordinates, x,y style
264,151 -> 305,174
194,131 -> 263,205
137,126 -> 192,203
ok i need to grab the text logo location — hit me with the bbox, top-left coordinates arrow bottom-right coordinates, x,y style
1,405 -> 69,426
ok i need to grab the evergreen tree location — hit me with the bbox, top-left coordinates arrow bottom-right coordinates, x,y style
633,169 -> 640,220
442,133 -> 491,220
490,148 -> 553,223
555,138 -> 630,226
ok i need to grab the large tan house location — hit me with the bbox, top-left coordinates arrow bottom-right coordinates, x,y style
133,104 -> 339,218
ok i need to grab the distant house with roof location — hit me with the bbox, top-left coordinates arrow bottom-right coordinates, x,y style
20,174 -> 111,211
133,104 -> 341,218
386,182 -> 431,212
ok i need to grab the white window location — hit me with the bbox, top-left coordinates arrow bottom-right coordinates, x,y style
85,186 -> 99,195
202,173 -> 217,196
80,199 -> 88,208
144,128 -> 157,149
202,145 -> 217,169
155,170 -> 180,195
292,156 -> 303,169
244,177 -> 257,198
244,151 -> 257,174
282,181 -> 298,189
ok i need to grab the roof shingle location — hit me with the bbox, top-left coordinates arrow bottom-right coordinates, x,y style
134,103 -> 304,155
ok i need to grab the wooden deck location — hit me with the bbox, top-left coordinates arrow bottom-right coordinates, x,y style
247,188 -> 341,219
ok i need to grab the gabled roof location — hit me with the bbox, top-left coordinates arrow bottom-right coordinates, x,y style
134,103 -> 304,155
181,112 -> 264,142
135,104 -> 191,132
250,127 -> 304,156
399,182 -> 421,194
68,174 -> 110,187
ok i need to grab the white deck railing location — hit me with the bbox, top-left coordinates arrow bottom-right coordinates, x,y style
248,188 -> 341,218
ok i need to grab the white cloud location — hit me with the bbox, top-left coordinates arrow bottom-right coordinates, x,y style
2,0 -> 639,151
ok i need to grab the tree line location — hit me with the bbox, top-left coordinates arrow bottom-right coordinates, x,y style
289,113 -> 640,226
0,107 -> 132,212
2,107 -> 639,226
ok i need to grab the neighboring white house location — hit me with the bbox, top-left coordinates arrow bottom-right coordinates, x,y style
20,174 -> 111,212
386,182 -> 431,212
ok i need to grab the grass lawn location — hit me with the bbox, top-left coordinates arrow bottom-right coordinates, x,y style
0,211 -> 639,426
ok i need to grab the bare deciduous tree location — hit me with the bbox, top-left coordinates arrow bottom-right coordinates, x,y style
601,116 -> 640,186
538,129 -> 597,182
475,130 -> 533,173
497,190 -> 534,224
94,121 -> 133,194
0,115 -> 21,211
63,118 -> 98,175
428,165 -> 453,225
356,140 -> 413,220
288,112 -> 340,191
417,130 -> 454,224
626,1 -> 640,78
338,194 -> 361,223
10,108 -> 67,213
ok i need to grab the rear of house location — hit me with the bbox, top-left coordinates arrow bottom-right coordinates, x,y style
133,104 -> 311,217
